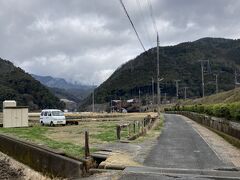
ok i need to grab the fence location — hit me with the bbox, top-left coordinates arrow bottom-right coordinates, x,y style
116,115 -> 158,141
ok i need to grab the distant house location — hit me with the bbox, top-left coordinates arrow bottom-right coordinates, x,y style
110,98 -> 140,113
60,99 -> 77,112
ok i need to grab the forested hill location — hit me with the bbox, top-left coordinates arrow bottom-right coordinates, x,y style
0,58 -> 65,110
82,37 -> 240,106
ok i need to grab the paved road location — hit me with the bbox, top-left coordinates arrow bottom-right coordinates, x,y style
144,114 -> 228,169
120,114 -> 239,180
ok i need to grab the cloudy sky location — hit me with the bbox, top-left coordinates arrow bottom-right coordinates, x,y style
1,0 -> 240,85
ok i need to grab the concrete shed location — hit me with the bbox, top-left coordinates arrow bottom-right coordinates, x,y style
3,100 -> 28,128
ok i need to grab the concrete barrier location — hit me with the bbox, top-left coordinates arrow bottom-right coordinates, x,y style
0,134 -> 84,178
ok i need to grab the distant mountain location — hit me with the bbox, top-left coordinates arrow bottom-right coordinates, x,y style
0,58 -> 65,110
82,37 -> 240,107
32,74 -> 94,103
31,74 -> 92,90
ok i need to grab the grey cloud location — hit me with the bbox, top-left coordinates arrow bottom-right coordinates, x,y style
0,0 -> 240,85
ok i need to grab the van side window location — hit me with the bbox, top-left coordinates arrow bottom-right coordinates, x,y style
44,112 -> 48,116
41,112 -> 44,116
48,112 -> 52,116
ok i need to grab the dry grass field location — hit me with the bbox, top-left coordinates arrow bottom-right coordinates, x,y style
182,87 -> 240,105
0,112 -> 158,158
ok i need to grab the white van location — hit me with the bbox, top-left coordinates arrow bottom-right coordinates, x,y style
40,109 -> 66,126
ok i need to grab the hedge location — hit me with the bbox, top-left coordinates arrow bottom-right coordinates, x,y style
165,102 -> 240,122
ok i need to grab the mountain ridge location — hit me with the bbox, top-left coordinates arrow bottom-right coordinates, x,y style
81,37 -> 240,108
0,58 -> 65,110
31,74 -> 92,90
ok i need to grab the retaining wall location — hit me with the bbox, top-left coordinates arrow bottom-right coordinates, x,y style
167,111 -> 240,140
0,134 -> 84,178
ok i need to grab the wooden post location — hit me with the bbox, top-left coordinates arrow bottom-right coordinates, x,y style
128,124 -> 130,136
116,125 -> 121,140
133,121 -> 136,134
138,121 -> 140,132
85,130 -> 90,158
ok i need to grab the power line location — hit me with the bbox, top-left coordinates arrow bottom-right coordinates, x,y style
119,0 -> 146,52
135,0 -> 153,47
146,0 -> 158,35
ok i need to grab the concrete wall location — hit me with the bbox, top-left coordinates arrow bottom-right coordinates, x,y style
0,134 -> 84,178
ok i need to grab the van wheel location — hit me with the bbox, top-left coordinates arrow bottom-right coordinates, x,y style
50,121 -> 54,127
41,121 -> 44,126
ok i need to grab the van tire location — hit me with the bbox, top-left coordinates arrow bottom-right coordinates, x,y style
50,121 -> 54,127
41,121 -> 44,126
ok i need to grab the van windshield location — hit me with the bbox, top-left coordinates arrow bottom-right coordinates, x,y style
52,111 -> 64,116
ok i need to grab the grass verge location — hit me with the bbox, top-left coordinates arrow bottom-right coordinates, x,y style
0,126 -> 85,158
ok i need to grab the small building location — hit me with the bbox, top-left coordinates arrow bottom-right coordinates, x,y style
3,100 -> 28,128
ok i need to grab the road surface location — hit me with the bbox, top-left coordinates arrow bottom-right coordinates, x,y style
120,114 -> 239,180
144,114 -> 228,169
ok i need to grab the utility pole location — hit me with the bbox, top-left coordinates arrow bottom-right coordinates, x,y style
184,87 -> 188,100
175,80 -> 180,99
200,60 -> 205,97
164,93 -> 167,104
214,74 -> 219,94
157,34 -> 160,115
110,100 -> 112,113
92,87 -> 95,112
139,89 -> 141,103
159,87 -> 161,105
235,70 -> 237,87
198,60 -> 210,97
234,70 -> 240,87
152,77 -> 154,105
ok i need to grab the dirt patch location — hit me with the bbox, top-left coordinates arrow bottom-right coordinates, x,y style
0,151 -> 50,180
182,115 -> 240,167
100,152 -> 141,168
0,159 -> 23,179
